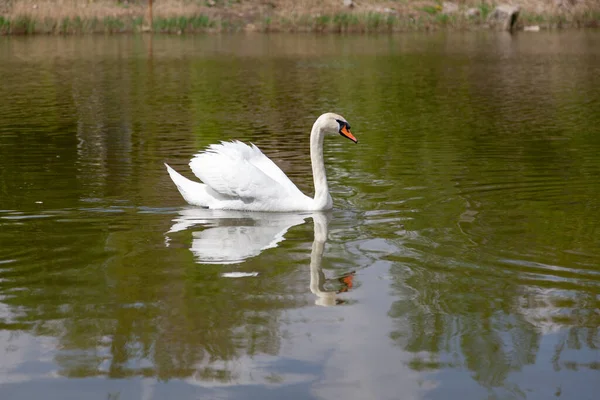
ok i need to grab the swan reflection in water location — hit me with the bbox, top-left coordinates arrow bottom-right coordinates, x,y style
165,209 -> 354,306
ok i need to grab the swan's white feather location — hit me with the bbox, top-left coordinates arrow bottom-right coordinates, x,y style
164,163 -> 224,207
188,141 -> 310,210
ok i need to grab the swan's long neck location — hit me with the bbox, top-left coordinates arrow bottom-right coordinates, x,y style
310,121 -> 330,209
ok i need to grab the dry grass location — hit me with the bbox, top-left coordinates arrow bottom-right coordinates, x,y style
0,0 -> 598,34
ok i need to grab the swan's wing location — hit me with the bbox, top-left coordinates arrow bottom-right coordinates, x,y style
246,143 -> 304,195
189,141 -> 302,200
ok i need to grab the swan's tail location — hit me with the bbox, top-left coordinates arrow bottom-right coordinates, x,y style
164,163 -> 213,207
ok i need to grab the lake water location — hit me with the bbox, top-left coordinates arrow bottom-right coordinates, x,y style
0,32 -> 599,400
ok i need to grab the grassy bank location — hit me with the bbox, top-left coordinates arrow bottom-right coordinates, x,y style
0,0 -> 598,35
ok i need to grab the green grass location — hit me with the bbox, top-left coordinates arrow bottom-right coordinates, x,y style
366,12 -> 383,31
420,5 -> 440,16
313,15 -> 331,31
436,13 -> 450,25
333,13 -> 359,32
478,2 -> 493,20
192,15 -> 214,29
0,16 -> 10,34
219,18 -> 243,32
520,11 -> 548,24
0,13 -> 218,35
152,15 -> 215,33
132,16 -> 144,30
103,16 -> 125,32
60,17 -> 71,33
10,15 -> 36,34
386,14 -> 397,30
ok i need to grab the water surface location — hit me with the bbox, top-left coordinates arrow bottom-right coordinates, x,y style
1,32 -> 599,400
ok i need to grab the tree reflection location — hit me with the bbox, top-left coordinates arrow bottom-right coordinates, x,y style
1,33 -> 599,395
0,207 -> 354,381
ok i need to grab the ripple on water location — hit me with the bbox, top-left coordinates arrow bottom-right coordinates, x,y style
0,208 -> 131,295
1,214 -> 52,220
495,258 -> 600,288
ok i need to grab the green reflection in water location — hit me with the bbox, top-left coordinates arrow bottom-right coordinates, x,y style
0,32 -> 599,399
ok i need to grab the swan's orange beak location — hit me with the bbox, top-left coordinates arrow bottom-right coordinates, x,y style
340,125 -> 358,143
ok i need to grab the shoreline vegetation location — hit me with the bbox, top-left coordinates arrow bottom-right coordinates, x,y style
0,0 -> 598,35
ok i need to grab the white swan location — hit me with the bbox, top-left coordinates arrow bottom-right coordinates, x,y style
164,112 -> 357,211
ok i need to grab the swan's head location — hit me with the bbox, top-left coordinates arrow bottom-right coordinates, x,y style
317,113 -> 357,144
